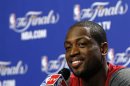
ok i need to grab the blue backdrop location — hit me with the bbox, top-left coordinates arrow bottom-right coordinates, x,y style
0,0 -> 130,86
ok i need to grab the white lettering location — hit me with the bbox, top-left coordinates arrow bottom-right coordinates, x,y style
74,1 -> 128,21
49,61 -> 59,70
0,80 -> 15,86
0,61 -> 28,76
21,29 -> 47,40
98,21 -> 111,30
114,47 -> 130,66
10,10 -> 59,33
41,54 -> 67,75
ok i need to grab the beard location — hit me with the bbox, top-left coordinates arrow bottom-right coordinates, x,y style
72,59 -> 103,80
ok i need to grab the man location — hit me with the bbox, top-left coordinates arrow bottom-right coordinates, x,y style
64,20 -> 130,86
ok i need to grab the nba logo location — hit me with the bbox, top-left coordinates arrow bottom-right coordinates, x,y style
73,4 -> 81,21
41,56 -> 48,72
107,48 -> 115,64
9,13 -> 16,29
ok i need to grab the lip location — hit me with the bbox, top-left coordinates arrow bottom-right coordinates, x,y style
70,57 -> 84,68
71,60 -> 83,68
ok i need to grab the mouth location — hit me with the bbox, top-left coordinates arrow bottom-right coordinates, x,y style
71,59 -> 83,68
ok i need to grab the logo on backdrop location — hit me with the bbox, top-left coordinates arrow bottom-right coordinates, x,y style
9,10 -> 59,32
41,54 -> 68,75
0,60 -> 28,76
73,0 -> 128,30
9,10 -> 60,41
74,0 -> 128,21
107,47 -> 130,67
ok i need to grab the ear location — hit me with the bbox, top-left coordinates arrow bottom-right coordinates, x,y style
100,42 -> 108,56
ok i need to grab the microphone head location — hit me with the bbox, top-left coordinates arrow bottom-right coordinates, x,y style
58,68 -> 70,80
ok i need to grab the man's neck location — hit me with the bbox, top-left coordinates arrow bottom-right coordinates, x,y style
81,62 -> 108,86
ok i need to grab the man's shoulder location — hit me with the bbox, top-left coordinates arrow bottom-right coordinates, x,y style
69,73 -> 80,86
109,68 -> 130,86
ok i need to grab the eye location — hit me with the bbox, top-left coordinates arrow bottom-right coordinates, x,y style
64,43 -> 72,51
78,42 -> 86,48
65,46 -> 71,51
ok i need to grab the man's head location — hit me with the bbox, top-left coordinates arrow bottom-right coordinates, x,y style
64,21 -> 108,79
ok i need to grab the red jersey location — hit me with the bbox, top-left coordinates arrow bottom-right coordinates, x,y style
69,63 -> 124,86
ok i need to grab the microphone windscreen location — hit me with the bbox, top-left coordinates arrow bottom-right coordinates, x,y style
58,68 -> 70,80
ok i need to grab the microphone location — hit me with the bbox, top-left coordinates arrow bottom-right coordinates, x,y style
40,68 -> 70,86
58,68 -> 70,81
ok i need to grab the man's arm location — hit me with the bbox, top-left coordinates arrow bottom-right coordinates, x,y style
109,68 -> 130,86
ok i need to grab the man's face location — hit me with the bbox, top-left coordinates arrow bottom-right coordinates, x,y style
64,26 -> 103,78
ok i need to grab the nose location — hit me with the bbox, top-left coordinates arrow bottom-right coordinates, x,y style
70,45 -> 80,57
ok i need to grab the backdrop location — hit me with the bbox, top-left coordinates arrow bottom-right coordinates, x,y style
0,0 -> 130,86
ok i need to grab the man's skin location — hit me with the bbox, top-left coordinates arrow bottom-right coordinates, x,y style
64,26 -> 108,86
